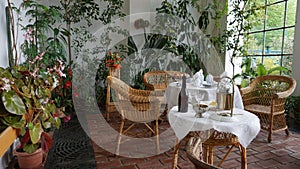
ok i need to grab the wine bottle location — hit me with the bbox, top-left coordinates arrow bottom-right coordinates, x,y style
178,74 -> 188,112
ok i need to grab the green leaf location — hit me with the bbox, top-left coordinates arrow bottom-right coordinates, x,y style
2,91 -> 26,115
42,121 -> 52,129
256,64 -> 267,77
21,86 -> 30,95
55,117 -> 61,129
54,28 -> 59,36
29,123 -> 43,144
1,115 -> 23,128
23,143 -> 39,154
0,99 -> 10,117
28,122 -> 34,130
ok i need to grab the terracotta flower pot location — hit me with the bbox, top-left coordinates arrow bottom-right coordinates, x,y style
14,148 -> 43,169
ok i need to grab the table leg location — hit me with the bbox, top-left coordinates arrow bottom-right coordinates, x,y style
172,138 -> 181,169
240,145 -> 247,169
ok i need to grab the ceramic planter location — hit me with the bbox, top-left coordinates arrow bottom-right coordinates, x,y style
14,148 -> 43,169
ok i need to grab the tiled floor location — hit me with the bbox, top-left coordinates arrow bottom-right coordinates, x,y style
87,112 -> 300,169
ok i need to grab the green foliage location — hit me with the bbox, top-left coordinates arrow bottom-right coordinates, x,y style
285,95 -> 300,119
234,57 -> 291,87
20,1 -> 67,68
2,91 -> 26,115
0,55 -> 64,154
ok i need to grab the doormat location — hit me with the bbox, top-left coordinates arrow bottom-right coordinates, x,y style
45,115 -> 97,169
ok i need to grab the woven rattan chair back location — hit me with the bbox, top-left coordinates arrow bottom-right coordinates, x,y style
241,75 -> 296,142
108,76 -> 161,123
107,76 -> 161,155
143,70 -> 183,91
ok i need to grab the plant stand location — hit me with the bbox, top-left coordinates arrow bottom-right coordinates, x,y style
106,67 -> 120,121
0,126 -> 17,157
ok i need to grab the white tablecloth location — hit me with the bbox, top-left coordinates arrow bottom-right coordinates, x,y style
168,105 -> 260,148
165,82 -> 244,110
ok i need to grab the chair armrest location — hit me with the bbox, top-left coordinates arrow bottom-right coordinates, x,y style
144,82 -> 155,90
240,86 -> 252,96
273,90 -> 293,99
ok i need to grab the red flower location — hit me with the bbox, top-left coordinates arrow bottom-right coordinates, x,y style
74,92 -> 79,97
64,81 -> 72,89
68,68 -> 72,77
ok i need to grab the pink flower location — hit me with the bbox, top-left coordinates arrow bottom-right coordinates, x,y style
64,115 -> 71,123
30,68 -> 39,77
58,70 -> 66,77
74,92 -> 79,97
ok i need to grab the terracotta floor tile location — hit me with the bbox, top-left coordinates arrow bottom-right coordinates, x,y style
87,113 -> 300,169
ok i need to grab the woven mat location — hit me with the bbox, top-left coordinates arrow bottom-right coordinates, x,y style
45,115 -> 96,169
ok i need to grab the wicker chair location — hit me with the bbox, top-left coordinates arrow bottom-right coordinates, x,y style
202,131 -> 246,168
143,70 -> 183,111
143,70 -> 183,91
240,75 -> 297,142
107,76 -> 162,155
186,137 -> 222,169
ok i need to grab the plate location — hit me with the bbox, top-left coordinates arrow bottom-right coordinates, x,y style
202,82 -> 216,88
208,110 -> 238,122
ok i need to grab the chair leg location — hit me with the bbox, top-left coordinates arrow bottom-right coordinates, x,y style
172,138 -> 181,169
268,114 -> 274,143
217,145 -> 235,167
208,146 -> 214,165
285,128 -> 290,136
116,118 -> 125,155
155,120 -> 160,154
268,131 -> 272,143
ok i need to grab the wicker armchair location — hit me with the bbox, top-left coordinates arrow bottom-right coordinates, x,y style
143,70 -> 184,91
107,76 -> 162,155
240,75 -> 297,142
143,70 -> 183,110
186,137 -> 221,169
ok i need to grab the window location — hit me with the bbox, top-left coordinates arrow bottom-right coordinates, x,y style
244,0 -> 297,73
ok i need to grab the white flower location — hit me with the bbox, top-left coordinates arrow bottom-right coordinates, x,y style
1,84 -> 11,92
52,77 -> 60,89
1,78 -> 12,92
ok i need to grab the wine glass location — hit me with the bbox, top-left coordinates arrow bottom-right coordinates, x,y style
195,93 -> 205,104
174,74 -> 182,86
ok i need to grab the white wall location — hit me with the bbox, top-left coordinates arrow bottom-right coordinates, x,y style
292,0 -> 300,95
0,2 -> 22,168
0,0 -> 8,68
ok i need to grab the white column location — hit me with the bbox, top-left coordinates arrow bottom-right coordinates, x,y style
0,0 -> 8,68
292,0 -> 300,95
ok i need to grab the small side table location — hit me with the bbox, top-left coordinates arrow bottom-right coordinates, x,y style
106,67 -> 120,120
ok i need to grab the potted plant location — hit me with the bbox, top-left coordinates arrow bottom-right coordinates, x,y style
105,51 -> 123,70
285,95 -> 300,122
0,52 -> 65,168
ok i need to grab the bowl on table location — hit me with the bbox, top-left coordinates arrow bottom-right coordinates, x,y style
193,103 -> 209,118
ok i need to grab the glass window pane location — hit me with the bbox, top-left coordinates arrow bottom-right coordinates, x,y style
282,55 -> 293,73
265,30 -> 283,55
267,0 -> 281,5
266,3 -> 284,29
246,33 -> 264,55
283,27 -> 295,54
248,7 -> 265,32
286,0 -> 297,27
263,56 -> 281,71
